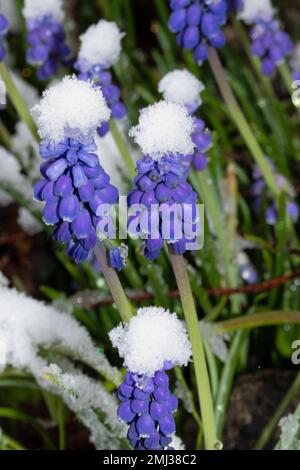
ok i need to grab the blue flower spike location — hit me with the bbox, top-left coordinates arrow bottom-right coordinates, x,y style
109,307 -> 192,450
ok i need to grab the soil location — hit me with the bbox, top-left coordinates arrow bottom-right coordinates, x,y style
223,369 -> 300,450
0,204 -> 61,297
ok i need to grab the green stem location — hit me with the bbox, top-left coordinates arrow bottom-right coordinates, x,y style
254,371 -> 300,450
0,63 -> 39,142
168,248 -> 217,450
93,241 -> 133,322
233,18 -> 295,160
278,62 -> 293,93
213,310 -> 300,334
197,169 -> 237,289
207,47 -> 279,198
109,119 -> 136,179
0,118 -> 12,150
57,400 -> 66,450
215,331 -> 246,438
203,339 -> 219,401
96,0 -> 112,18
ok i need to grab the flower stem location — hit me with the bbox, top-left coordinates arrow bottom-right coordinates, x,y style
0,118 -> 12,150
0,63 -> 39,142
207,47 -> 279,198
278,61 -> 293,92
93,241 -> 133,322
109,119 -> 136,179
215,331 -> 246,438
168,248 -> 217,450
197,169 -> 237,289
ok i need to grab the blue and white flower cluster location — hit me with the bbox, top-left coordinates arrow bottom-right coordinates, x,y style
23,0 -> 70,80
75,20 -> 127,137
168,0 -> 228,63
128,101 -> 200,260
238,0 -> 293,76
32,76 -> 120,264
158,69 -> 212,172
109,307 -> 192,450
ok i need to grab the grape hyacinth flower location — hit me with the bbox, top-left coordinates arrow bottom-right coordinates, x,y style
128,101 -> 201,261
251,160 -> 299,225
0,13 -> 8,62
168,0 -> 228,64
158,69 -> 212,172
23,0 -> 71,80
75,20 -> 126,138
238,0 -> 293,76
109,243 -> 129,271
109,307 -> 192,450
32,76 -> 122,264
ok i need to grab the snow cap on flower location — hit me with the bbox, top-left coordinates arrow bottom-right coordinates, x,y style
109,306 -> 192,376
78,20 -> 124,69
129,101 -> 195,159
23,0 -> 64,22
158,69 -> 205,108
32,76 -> 111,143
238,0 -> 275,23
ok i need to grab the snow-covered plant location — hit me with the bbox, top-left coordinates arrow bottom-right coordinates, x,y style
0,283 -> 120,382
42,364 -> 127,449
237,0 -> 274,24
23,0 -> 70,80
128,100 -> 200,260
75,20 -> 126,137
0,282 -> 127,448
32,76 -> 124,264
109,306 -> 192,450
238,0 -> 293,76
158,69 -> 212,171
275,405 -> 300,450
